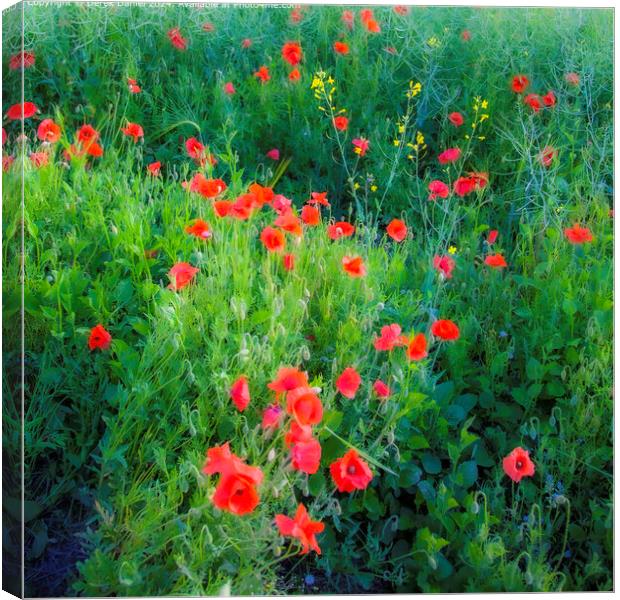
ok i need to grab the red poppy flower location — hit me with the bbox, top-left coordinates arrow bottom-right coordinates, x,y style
511,74 -> 529,94
431,319 -> 460,341
202,443 -> 263,515
290,7 -> 303,24
407,333 -> 428,361
335,366 -> 361,399
394,5 -> 409,15
461,30 -> 471,41
334,41 -> 350,55
223,82 -> 235,95
438,147 -> 461,164
185,137 -> 205,160
485,254 -> 507,269
468,171 -> 489,189
342,255 -> 366,277
282,42 -> 303,66
330,449 -> 373,492
286,386 -> 323,426
185,219 -> 212,240
291,437 -> 321,473
289,68 -> 301,82
3,155 -> 14,172
29,152 -> 49,168
333,116 -> 349,131
88,324 -> 112,351
283,254 -> 295,271
187,174 -> 227,198
453,176 -> 477,197
364,18 -> 381,33
168,262 -> 199,291
266,148 -> 280,160
487,230 -> 498,244
275,504 -> 324,555
127,77 -> 141,93
352,137 -> 369,156
433,255 -> 455,280
428,180 -> 450,201
36,119 -> 61,143
275,210 -> 303,237
310,191 -> 330,206
121,122 -> 144,143
262,404 -> 283,430
230,376 -> 250,412
268,366 -> 309,399
168,27 -> 187,50
502,447 -> 535,483
260,226 -> 286,253
524,93 -> 542,113
248,183 -> 274,207
241,38 -> 252,48
327,221 -> 355,240
9,51 -> 35,70
301,205 -> 320,226
202,21 -> 215,32
7,102 -> 37,120
542,91 -> 556,107
539,146 -> 557,168
342,10 -> 354,29
2,128 -> 6,146
448,112 -> 464,127
254,66 -> 270,83
373,324 -> 407,351
386,218 -> 407,242
272,194 -> 292,214
360,9 -> 374,23
77,124 -> 99,144
565,72 -> 579,86
564,223 -> 593,244
213,200 -> 233,218
147,161 -> 161,176
373,380 -> 391,399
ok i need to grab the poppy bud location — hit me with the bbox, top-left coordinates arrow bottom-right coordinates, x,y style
525,571 -> 533,585
387,431 -> 395,444
471,501 -> 480,514
267,448 -> 276,462
428,556 -> 437,570
301,345 -> 311,361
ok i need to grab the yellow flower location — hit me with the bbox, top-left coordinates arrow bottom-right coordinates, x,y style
354,182 -> 360,190
481,100 -> 489,109
448,246 -> 457,255
370,185 -> 378,192
393,139 -> 400,146
398,124 -> 406,134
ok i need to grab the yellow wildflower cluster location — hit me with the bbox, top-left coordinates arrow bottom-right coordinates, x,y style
427,36 -> 440,48
311,71 -> 337,112
406,131 -> 427,160
406,80 -> 422,99
465,96 -> 489,142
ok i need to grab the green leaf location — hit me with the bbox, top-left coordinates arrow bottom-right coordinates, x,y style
455,461 -> 478,488
421,453 -> 442,474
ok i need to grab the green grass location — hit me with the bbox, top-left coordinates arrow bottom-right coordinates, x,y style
2,3 -> 613,595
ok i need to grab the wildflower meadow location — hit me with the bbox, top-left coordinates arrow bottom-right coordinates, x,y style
1,2 -> 614,596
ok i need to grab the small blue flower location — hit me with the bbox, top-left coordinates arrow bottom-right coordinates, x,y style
564,549 -> 572,558
556,481 -> 564,494
305,574 -> 315,586
499,330 -> 508,338
523,515 -> 529,523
